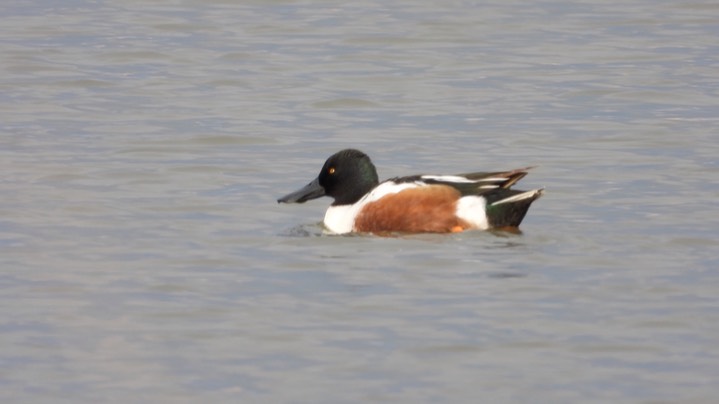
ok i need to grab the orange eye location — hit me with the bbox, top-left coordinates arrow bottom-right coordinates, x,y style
328,167 -> 336,174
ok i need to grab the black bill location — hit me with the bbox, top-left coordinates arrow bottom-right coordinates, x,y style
277,177 -> 325,203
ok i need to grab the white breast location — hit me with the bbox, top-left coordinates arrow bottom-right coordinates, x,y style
323,205 -> 356,234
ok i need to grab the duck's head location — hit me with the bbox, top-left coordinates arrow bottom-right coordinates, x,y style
277,149 -> 380,206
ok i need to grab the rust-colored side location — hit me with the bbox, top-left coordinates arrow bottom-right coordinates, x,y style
354,185 -> 469,234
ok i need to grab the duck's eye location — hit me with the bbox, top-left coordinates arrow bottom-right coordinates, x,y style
328,167 -> 336,174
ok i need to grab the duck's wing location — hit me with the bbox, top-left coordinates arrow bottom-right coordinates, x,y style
388,167 -> 533,196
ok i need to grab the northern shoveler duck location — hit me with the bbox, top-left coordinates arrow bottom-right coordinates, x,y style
278,149 -> 543,234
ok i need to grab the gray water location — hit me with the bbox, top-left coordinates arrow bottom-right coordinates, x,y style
2,1 -> 718,403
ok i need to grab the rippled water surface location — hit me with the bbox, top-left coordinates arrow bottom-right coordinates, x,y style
2,1 -> 718,402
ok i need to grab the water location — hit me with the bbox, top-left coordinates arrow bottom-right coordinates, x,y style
2,1 -> 718,402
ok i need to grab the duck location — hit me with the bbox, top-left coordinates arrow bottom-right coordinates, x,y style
278,149 -> 543,234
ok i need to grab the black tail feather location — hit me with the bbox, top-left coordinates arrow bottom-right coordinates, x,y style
484,189 -> 543,228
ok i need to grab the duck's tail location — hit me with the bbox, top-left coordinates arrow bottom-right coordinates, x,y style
484,188 -> 544,228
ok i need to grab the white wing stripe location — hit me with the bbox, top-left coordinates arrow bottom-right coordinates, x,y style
490,189 -> 543,206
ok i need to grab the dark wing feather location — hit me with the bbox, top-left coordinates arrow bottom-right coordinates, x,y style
389,167 -> 533,197
457,167 -> 534,189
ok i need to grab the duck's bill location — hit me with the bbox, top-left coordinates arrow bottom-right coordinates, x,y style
277,177 -> 325,203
